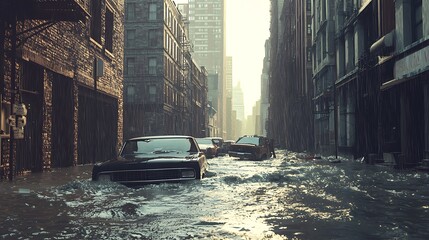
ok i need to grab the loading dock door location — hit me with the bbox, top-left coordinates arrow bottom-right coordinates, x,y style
51,73 -> 74,168
78,86 -> 118,165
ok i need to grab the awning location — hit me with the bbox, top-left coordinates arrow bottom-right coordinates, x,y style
370,30 -> 395,54
380,78 -> 402,91
3,0 -> 88,22
359,0 -> 373,15
381,75 -> 420,91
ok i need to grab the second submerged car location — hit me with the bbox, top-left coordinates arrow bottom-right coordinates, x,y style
228,135 -> 272,160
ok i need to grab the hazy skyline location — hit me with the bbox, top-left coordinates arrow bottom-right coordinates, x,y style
174,0 -> 271,116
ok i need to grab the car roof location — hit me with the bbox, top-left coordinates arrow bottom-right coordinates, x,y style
127,135 -> 194,141
241,135 -> 269,138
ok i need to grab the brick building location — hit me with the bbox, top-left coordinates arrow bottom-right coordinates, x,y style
1,0 -> 124,179
123,0 -> 207,138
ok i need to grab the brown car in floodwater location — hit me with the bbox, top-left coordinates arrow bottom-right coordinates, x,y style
228,135 -> 273,160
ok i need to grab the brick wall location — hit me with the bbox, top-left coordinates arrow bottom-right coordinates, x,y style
1,0 -> 124,176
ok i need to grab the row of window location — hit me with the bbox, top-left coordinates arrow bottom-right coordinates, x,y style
124,57 -> 157,76
90,0 -> 114,53
193,39 -> 222,48
125,56 -> 185,79
126,84 -> 157,103
164,56 -> 182,86
192,16 -> 221,20
125,29 -> 160,48
164,31 -> 182,62
126,2 -> 157,21
165,84 -> 183,107
189,10 -> 222,17
313,0 -> 423,74
192,86 -> 203,104
189,20 -> 222,26
126,82 -> 205,107
125,1 -> 186,43
125,75 -> 205,107
189,3 -> 222,8
164,2 -> 184,40
195,28 -> 222,33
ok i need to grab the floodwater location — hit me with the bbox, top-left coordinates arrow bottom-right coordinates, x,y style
1,150 -> 429,239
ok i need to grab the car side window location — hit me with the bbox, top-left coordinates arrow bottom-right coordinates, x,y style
121,141 -> 138,155
189,139 -> 198,153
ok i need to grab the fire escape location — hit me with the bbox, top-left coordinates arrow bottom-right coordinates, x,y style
180,18 -> 192,134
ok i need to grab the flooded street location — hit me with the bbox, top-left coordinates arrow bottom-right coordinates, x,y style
1,150 -> 429,239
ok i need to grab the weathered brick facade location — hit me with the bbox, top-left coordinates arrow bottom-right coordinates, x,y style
123,0 -> 207,138
1,0 -> 124,179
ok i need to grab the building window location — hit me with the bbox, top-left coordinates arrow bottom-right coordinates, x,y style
321,0 -> 326,21
127,85 -> 136,103
412,0 -> 423,43
322,31 -> 327,58
149,29 -> 158,46
126,29 -> 135,48
125,58 -> 135,75
149,85 -> 157,103
90,0 -> 102,43
126,3 -> 135,21
307,48 -> 312,62
149,58 -> 157,75
306,0 -> 311,11
149,3 -> 157,20
105,7 -> 114,53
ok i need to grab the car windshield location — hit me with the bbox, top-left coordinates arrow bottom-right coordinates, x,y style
236,137 -> 260,145
196,138 -> 213,145
120,138 -> 197,156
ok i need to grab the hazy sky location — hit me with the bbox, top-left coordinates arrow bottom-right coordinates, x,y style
174,0 -> 271,116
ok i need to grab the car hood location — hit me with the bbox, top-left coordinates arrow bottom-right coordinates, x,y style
96,153 -> 199,166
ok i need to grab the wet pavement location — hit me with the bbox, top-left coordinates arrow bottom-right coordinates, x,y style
1,150 -> 429,239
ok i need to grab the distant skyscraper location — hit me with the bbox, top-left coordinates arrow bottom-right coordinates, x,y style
233,82 -> 245,122
260,39 -> 270,136
226,56 -> 233,98
225,56 -> 233,139
185,0 -> 226,138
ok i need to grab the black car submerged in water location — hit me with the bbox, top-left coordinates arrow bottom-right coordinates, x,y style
92,135 -> 208,187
